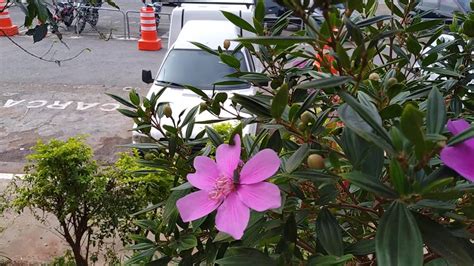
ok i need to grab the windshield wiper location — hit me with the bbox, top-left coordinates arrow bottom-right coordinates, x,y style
155,80 -> 185,88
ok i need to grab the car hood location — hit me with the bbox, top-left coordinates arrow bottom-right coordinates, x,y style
133,84 -> 257,141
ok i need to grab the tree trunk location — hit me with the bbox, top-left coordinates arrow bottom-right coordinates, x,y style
72,243 -> 88,266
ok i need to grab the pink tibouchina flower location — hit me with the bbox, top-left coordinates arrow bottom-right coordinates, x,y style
440,119 -> 474,182
176,135 -> 281,239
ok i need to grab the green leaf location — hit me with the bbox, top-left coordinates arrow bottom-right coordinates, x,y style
339,104 -> 394,154
181,105 -> 199,127
338,91 -> 394,152
285,144 -> 310,173
447,126 -> 474,146
423,67 -> 463,78
216,248 -> 274,265
356,15 -> 392,28
117,108 -> 139,118
390,159 -> 408,195
343,171 -> 398,198
344,17 -> 364,46
184,85 -> 209,99
271,85 -> 289,118
296,76 -> 352,90
220,53 -> 240,68
308,254 -> 354,265
106,93 -> 137,108
340,127 -> 384,178
232,94 -> 271,117
316,208 -> 344,256
345,239 -> 375,255
375,201 -> 423,266
406,19 -> 443,32
177,235 -> 197,252
233,36 -> 315,46
415,214 -> 473,266
254,0 -> 265,23
295,90 -> 318,118
205,126 -> 224,146
289,169 -> 338,183
265,130 -> 282,153
222,11 -> 256,33
427,88 -> 446,134
190,41 -> 219,56
400,104 -> 425,157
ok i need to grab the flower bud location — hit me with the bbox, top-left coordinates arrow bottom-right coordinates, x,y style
144,153 -> 154,161
223,39 -> 231,50
300,111 -> 313,124
458,64 -> 465,71
200,102 -> 208,111
307,154 -> 325,169
386,77 -> 398,88
369,72 -> 380,81
163,104 -> 172,118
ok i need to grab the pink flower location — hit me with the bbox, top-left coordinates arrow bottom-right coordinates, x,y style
176,135 -> 281,239
440,119 -> 474,182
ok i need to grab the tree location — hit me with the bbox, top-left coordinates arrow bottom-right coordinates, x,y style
6,137 -> 146,265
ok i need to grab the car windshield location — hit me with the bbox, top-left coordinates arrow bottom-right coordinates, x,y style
156,49 -> 250,90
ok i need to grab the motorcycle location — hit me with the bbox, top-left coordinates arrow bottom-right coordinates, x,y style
76,0 -> 103,34
52,0 -> 75,27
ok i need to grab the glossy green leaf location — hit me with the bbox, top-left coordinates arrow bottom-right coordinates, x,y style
205,126 -> 224,146
345,239 -> 375,255
308,254 -> 354,266
216,248 -> 274,265
221,11 -> 256,33
271,85 -> 289,118
415,214 -> 473,265
376,201 -> 423,266
343,171 -> 398,198
316,208 -> 343,256
390,159 -> 408,195
406,19 -> 443,32
296,76 -> 352,90
285,144 -> 310,173
426,88 -> 447,134
447,126 -> 474,146
400,104 -> 425,157
220,53 -> 241,69
233,36 -> 315,46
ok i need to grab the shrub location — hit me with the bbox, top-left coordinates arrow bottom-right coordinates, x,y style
111,0 -> 474,265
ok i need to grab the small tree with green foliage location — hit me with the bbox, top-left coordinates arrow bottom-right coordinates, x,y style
6,137 -> 147,265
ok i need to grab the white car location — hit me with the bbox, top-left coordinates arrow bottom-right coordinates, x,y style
133,20 -> 260,143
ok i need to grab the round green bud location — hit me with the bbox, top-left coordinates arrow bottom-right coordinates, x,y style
163,104 -> 172,118
307,154 -> 325,169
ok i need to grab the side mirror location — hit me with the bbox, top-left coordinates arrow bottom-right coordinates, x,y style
142,70 -> 154,84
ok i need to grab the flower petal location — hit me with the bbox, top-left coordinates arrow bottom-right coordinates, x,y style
441,145 -> 474,182
239,149 -> 280,184
176,190 -> 220,222
187,156 -> 219,190
215,192 -> 249,240
216,134 -> 241,177
447,119 -> 470,135
237,182 -> 281,211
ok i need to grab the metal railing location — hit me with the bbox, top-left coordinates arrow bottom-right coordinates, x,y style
75,5 -> 127,37
125,10 -> 171,39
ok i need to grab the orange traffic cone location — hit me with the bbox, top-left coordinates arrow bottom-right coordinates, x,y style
0,0 -> 18,36
138,6 -> 161,51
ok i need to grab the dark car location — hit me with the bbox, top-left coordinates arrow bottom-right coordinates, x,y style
414,0 -> 471,19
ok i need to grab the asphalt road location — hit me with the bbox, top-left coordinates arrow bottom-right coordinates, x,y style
1,0 -> 172,173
